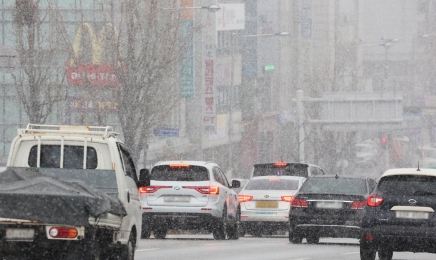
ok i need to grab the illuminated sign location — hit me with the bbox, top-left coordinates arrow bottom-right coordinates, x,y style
65,23 -> 123,87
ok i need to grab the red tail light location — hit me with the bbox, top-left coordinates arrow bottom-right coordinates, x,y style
281,196 -> 295,202
49,227 -> 78,239
291,198 -> 308,208
367,195 -> 384,207
274,162 -> 287,167
351,200 -> 367,209
183,186 -> 220,195
238,195 -> 253,202
139,186 -> 172,194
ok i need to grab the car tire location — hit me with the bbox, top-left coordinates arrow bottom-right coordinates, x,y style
306,234 -> 320,244
360,246 -> 376,260
227,209 -> 240,240
288,231 -> 303,244
141,229 -> 151,239
154,229 -> 167,239
252,229 -> 263,237
213,207 -> 228,240
111,231 -> 136,260
378,249 -> 393,260
239,224 -> 246,237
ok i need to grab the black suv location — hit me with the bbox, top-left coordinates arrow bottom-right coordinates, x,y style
360,168 -> 436,260
289,175 -> 376,244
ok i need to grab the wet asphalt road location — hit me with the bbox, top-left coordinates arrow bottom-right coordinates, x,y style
135,235 -> 436,260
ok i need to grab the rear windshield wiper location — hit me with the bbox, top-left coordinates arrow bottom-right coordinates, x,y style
412,190 -> 436,196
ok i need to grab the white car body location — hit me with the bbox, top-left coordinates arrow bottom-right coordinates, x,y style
140,160 -> 240,239
239,176 -> 306,235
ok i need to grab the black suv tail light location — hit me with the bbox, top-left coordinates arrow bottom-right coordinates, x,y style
367,195 -> 384,207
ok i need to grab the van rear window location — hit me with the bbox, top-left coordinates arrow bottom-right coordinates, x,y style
253,163 -> 308,178
28,145 -> 98,169
378,175 -> 436,195
151,165 -> 209,181
244,179 -> 299,190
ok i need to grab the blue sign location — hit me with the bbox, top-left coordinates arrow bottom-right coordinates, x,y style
153,128 -> 179,137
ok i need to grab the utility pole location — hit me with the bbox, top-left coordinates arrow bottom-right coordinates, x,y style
297,89 -> 305,162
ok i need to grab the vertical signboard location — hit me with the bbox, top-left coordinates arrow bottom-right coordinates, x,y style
301,0 -> 312,38
216,3 -> 245,31
203,45 -> 217,133
179,0 -> 194,98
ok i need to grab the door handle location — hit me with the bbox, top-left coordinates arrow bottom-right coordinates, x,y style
127,191 -> 130,203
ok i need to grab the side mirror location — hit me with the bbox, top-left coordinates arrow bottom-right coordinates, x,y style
231,180 -> 241,189
139,168 -> 151,187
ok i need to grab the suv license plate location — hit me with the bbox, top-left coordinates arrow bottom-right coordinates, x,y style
316,201 -> 343,209
164,196 -> 190,202
395,211 -> 429,219
6,228 -> 35,241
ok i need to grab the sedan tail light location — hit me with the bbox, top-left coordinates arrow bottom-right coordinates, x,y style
367,195 -> 384,207
238,195 -> 253,203
183,186 -> 220,195
281,196 -> 295,202
350,200 -> 367,209
290,198 -> 308,208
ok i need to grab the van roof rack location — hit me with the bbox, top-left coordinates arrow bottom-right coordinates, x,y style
18,124 -> 119,139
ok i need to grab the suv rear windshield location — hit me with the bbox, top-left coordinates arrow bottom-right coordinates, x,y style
378,175 -> 436,195
299,178 -> 367,195
253,164 -> 309,178
244,179 -> 299,190
151,165 -> 209,181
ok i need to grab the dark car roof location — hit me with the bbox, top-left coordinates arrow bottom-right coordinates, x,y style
308,175 -> 370,180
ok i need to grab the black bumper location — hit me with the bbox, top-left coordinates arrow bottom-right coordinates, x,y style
143,213 -> 217,231
293,224 -> 360,238
361,226 -> 436,253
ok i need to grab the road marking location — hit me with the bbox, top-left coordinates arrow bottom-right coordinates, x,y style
205,243 -> 228,246
342,252 -> 359,255
137,248 -> 159,251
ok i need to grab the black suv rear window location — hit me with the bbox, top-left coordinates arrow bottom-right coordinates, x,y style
28,145 -> 98,169
151,165 -> 209,181
378,175 -> 436,195
244,179 -> 299,190
299,178 -> 367,195
253,163 -> 308,178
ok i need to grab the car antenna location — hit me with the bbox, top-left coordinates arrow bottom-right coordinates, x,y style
335,174 -> 339,179
417,161 -> 421,171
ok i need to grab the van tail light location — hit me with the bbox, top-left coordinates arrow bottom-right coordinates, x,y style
183,186 -> 220,195
139,186 -> 172,194
49,227 -> 78,239
281,196 -> 295,202
351,200 -> 367,209
238,195 -> 253,203
291,198 -> 308,208
367,195 -> 384,207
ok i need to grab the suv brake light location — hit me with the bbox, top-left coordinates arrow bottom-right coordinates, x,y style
139,186 -> 172,194
291,198 -> 308,208
183,186 -> 220,195
274,162 -> 287,167
281,196 -> 295,202
238,195 -> 253,202
350,200 -> 366,209
169,163 -> 190,168
367,195 -> 384,207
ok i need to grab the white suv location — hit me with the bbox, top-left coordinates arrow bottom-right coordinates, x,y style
140,161 -> 241,240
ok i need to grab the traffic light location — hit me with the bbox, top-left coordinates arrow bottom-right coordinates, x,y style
380,136 -> 388,150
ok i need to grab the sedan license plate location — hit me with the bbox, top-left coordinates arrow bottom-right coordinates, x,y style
164,196 -> 190,203
316,201 -> 343,209
6,228 -> 35,241
256,201 -> 278,208
395,211 -> 429,219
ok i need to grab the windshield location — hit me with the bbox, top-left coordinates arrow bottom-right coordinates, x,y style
378,175 -> 436,195
151,165 -> 209,182
252,164 -> 308,178
244,179 -> 299,190
299,178 -> 367,195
